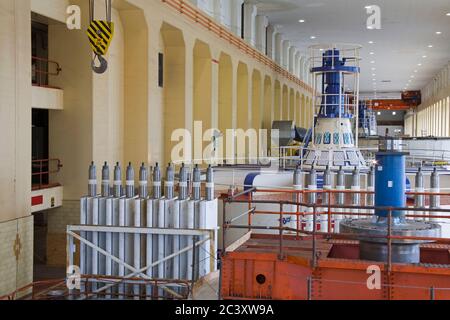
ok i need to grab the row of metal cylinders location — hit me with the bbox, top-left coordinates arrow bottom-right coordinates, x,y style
88,162 -> 215,201
293,165 -> 441,209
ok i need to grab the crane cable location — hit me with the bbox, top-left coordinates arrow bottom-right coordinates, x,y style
87,0 -> 114,74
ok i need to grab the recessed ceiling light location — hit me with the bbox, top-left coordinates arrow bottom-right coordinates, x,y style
410,75 -> 415,78
422,55 -> 427,58
428,45 -> 433,48
310,36 -> 316,39
371,67 -> 376,71
370,61 -> 375,64
436,31 -> 442,35
417,63 -> 422,66
299,19 -> 305,23
368,41 -> 374,44
372,73 -> 376,76
369,52 -> 375,55
392,111 -> 396,115
414,70 -> 417,73
446,13 -> 450,16
377,111 -> 381,115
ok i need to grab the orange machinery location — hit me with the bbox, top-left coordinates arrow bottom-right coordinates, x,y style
220,189 -> 450,300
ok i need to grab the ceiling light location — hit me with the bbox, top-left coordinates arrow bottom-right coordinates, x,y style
370,61 -> 375,64
369,52 -> 375,55
299,19 -> 305,23
428,45 -> 433,48
372,73 -> 376,76
414,70 -> 417,73
417,63 -> 422,66
371,67 -> 376,70
392,111 -> 396,115
446,13 -> 450,16
368,41 -> 374,44
422,55 -> 427,58
436,31 -> 442,34
310,36 -> 316,39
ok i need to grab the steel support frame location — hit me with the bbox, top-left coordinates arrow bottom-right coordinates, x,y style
66,225 -> 216,299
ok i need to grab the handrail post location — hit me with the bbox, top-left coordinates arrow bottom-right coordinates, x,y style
307,276 -> 312,300
387,209 -> 392,273
279,202 -> 284,260
312,205 -> 317,268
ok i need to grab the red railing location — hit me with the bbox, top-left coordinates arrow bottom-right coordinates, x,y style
32,56 -> 62,88
32,158 -> 63,191
161,0 -> 313,93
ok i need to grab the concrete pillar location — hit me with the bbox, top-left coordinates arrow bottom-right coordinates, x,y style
0,0 -> 32,223
295,52 -> 302,78
288,46 -> 296,73
185,36 -> 195,161
274,33 -> 283,65
282,40 -> 290,69
211,49 -> 220,131
230,0 -> 244,37
243,2 -> 257,46
255,15 -> 269,53
190,0 -> 214,16
221,0 -> 232,30
266,24 -> 279,60
212,0 -> 224,25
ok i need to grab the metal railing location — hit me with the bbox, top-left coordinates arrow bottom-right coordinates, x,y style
32,56 -> 62,87
222,187 -> 450,272
0,277 -> 191,300
161,0 -> 312,93
32,158 -> 63,191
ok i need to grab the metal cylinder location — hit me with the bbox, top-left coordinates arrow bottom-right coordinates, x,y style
375,152 -> 406,218
153,163 -> 162,199
206,165 -> 214,201
430,167 -> 440,222
414,166 -> 425,220
178,163 -> 188,200
335,166 -> 345,232
322,165 -> 332,205
126,162 -> 135,198
351,166 -> 361,218
321,165 -> 332,232
366,166 -> 375,209
193,164 -> 201,200
101,162 -> 110,197
430,168 -> 440,208
306,167 -> 317,232
88,161 -> 97,197
113,162 -> 122,198
139,163 -> 148,198
165,163 -> 175,199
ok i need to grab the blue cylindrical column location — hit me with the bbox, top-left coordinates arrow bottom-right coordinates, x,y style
375,152 -> 406,218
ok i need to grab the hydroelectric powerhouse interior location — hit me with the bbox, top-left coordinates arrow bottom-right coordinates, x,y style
2,0 -> 450,303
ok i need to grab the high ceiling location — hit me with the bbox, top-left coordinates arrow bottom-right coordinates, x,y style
254,0 -> 450,95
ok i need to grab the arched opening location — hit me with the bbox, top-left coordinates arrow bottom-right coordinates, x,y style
251,69 -> 262,131
218,52 -> 233,164
263,76 -> 272,130
295,92 -> 300,126
237,62 -> 249,163
161,23 -> 186,165
237,62 -> 249,131
289,88 -> 295,122
282,85 -> 288,120
193,40 -> 212,164
274,81 -> 281,120
301,94 -> 306,128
